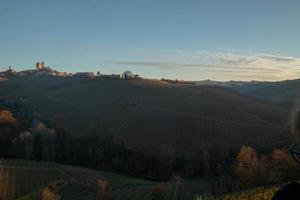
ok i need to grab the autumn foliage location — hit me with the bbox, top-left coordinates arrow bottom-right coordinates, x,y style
42,187 -> 61,200
150,185 -> 167,200
0,110 -> 16,125
235,146 -> 261,186
235,145 -> 300,187
96,179 -> 112,200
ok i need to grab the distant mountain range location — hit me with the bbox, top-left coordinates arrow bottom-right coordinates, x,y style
196,79 -> 300,109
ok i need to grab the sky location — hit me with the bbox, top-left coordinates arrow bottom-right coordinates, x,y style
1,0 -> 300,81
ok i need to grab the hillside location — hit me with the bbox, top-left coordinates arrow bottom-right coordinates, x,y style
0,159 -> 157,200
225,79 -> 300,109
0,76 -> 291,153
196,79 -> 300,109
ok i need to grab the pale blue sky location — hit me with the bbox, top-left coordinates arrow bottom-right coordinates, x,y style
1,0 -> 300,81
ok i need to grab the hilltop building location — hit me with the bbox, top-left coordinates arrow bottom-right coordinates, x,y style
6,66 -> 16,74
0,66 -> 16,76
120,71 -> 141,79
121,71 -> 134,79
36,61 -> 45,70
34,61 -> 68,77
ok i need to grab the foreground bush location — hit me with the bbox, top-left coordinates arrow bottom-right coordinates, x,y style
0,110 -> 16,125
42,187 -> 61,200
97,179 -> 112,200
217,186 -> 278,200
151,185 -> 167,200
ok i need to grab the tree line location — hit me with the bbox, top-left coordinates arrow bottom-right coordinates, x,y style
0,107 -> 238,183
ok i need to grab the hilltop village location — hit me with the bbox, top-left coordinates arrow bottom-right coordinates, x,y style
0,61 -> 141,80
0,61 -> 199,86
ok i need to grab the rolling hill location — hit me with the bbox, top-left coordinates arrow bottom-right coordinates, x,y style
227,79 -> 300,109
198,78 -> 300,109
0,76 -> 291,153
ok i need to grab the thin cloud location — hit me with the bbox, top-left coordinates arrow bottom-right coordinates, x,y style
113,60 -> 282,73
113,61 -> 213,69
113,51 -> 300,81
257,54 -> 297,62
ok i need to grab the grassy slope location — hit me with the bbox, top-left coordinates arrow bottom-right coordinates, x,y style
0,76 -> 291,153
0,159 -> 156,200
0,158 -> 283,200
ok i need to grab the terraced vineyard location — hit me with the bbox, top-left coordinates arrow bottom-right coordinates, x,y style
0,159 -> 158,200
0,76 -> 290,153
119,82 -> 290,152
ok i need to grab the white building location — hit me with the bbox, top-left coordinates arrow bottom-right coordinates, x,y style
121,71 -> 134,79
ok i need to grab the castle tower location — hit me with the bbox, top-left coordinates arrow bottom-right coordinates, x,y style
36,61 -> 45,70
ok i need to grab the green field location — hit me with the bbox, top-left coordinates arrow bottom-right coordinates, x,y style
0,76 -> 290,153
0,159 -> 159,200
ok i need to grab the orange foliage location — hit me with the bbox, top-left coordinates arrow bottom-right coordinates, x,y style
151,185 -> 167,200
0,110 -> 16,125
96,179 -> 112,200
268,148 -> 298,183
42,187 -> 61,200
235,146 -> 300,186
235,146 -> 260,185
271,149 -> 289,163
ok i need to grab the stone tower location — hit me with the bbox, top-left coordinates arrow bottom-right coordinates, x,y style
36,61 -> 45,70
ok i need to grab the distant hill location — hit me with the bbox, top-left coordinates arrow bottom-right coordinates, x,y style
196,79 -> 300,109
0,76 -> 291,153
227,79 -> 300,109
